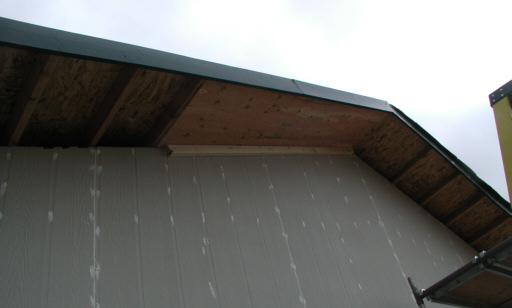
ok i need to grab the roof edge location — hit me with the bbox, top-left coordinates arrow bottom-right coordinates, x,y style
0,17 -> 390,112
389,104 -> 511,213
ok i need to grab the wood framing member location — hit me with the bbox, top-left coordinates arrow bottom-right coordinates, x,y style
4,54 -> 59,146
418,172 -> 459,206
443,194 -> 485,226
146,77 -> 204,147
469,215 -> 510,246
84,66 -> 138,146
391,148 -> 432,184
166,145 -> 354,156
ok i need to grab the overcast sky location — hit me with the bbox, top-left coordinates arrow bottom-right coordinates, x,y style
1,0 -> 510,200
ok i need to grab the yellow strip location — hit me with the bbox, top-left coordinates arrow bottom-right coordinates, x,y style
492,96 -> 512,202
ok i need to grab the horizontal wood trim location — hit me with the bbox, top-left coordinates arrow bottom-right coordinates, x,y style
166,145 -> 353,157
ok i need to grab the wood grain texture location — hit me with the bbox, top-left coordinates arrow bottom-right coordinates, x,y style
162,80 -> 386,147
355,115 -> 431,179
422,174 -> 481,220
20,58 -> 122,146
0,148 -> 53,307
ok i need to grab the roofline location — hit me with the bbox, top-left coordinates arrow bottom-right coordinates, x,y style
390,105 -> 511,212
0,17 -> 390,112
1,17 -> 509,210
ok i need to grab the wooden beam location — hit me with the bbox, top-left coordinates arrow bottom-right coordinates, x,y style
418,172 -> 460,206
84,66 -> 138,146
145,77 -> 204,147
166,145 -> 354,157
469,215 -> 510,247
443,194 -> 485,226
5,54 -> 59,146
391,148 -> 432,185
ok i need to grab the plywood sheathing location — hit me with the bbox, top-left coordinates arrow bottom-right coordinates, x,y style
99,70 -> 190,146
0,47 -> 37,134
446,271 -> 512,306
355,115 -> 431,179
471,217 -> 512,251
19,57 -> 122,146
447,197 -> 505,242
421,174 -> 481,220
161,80 -> 386,147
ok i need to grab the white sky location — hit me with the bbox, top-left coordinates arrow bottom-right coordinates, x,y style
1,0 -> 510,200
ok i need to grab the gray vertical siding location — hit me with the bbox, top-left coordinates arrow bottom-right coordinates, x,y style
0,147 -> 475,307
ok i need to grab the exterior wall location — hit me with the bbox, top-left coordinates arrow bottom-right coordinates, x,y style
0,147 -> 475,307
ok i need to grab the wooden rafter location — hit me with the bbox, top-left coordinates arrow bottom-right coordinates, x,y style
444,194 -> 485,226
469,215 -> 511,246
418,172 -> 459,206
391,148 -> 432,185
84,66 -> 138,146
5,54 -> 59,146
145,77 -> 204,147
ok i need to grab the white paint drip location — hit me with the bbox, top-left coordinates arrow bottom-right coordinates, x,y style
397,230 -> 402,238
231,215 -> 234,223
167,186 -> 171,195
170,215 -> 174,226
134,215 -> 139,224
203,237 -> 209,246
412,239 -> 417,246
202,246 -> 206,256
91,149 -> 99,308
192,176 -> 197,184
320,222 -> 325,231
433,262 -> 437,268
367,220 -> 371,226
349,258 -> 353,264
424,241 -> 431,255
264,166 -> 306,308
48,211 -> 53,222
343,196 -> 348,204
6,152 -> 11,160
290,263 -> 296,270
208,281 -> 217,298
341,237 -> 345,244
353,221 -> 358,229
358,283 -> 362,290
201,212 -> 205,224
336,223 -> 340,231
256,217 -> 260,224
336,177 -> 341,184
53,152 -> 58,160
303,172 -> 307,179
310,193 -> 315,200
226,196 -> 231,204
95,226 -> 100,237
302,220 -> 306,228
1,182 -> 7,196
